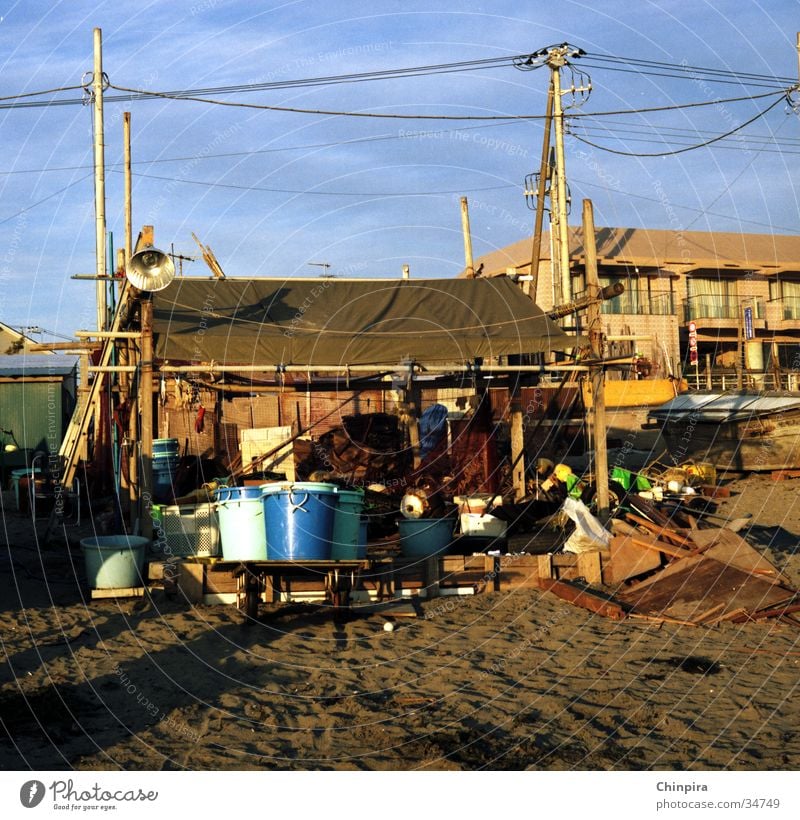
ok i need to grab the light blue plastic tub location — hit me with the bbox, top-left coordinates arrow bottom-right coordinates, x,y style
331,489 -> 365,560
81,535 -> 149,589
215,486 -> 268,560
261,482 -> 339,561
398,517 -> 454,558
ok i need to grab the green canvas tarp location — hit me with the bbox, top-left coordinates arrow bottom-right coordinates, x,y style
153,276 -> 574,367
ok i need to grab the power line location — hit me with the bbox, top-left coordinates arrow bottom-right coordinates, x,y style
116,168 -> 517,197
106,82 -> 789,121
0,120 -> 527,176
586,52 -> 796,85
570,93 -> 787,157
0,173 -> 92,226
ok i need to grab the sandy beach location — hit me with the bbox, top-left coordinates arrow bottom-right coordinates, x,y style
1,477 -> 799,772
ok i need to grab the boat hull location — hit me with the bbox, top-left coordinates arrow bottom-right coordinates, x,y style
657,413 -> 800,472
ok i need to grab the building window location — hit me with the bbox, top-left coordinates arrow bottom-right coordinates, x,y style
685,277 -> 738,319
773,278 -> 800,319
598,273 -> 674,315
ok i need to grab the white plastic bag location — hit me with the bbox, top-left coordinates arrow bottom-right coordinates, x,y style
561,497 -> 612,554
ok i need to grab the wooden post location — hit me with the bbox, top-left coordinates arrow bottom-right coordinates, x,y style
139,294 -> 154,540
92,28 -> 107,332
583,199 -> 609,520
527,79 -> 554,301
510,386 -> 525,500
123,111 -> 132,287
460,197 -> 474,278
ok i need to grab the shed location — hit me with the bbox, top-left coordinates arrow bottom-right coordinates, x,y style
0,354 -> 78,479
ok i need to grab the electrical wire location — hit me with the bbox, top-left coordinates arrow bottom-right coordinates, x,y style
586,52 -> 796,85
106,82 -> 789,121
0,120 -> 527,176
0,173 -> 92,227
116,168 -> 516,197
0,84 -> 85,102
569,93 -> 788,157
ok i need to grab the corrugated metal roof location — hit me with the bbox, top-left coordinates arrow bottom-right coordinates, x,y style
648,390 -> 800,423
0,354 -> 78,377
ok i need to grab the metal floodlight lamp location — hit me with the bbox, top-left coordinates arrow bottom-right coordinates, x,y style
126,245 -> 176,292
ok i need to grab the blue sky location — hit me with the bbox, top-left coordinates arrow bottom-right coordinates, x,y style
0,0 -> 798,338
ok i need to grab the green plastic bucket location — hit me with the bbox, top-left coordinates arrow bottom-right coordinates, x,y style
214,486 -> 268,560
331,489 -> 365,560
81,535 -> 149,589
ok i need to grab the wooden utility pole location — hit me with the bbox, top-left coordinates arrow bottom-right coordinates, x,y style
460,197 -> 475,277
527,79 -> 554,301
92,28 -> 107,331
583,199 -> 610,520
547,47 -> 573,306
123,112 -> 132,263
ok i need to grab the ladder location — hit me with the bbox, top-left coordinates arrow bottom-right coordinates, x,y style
57,281 -> 134,489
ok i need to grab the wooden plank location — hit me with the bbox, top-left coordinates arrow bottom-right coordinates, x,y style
90,586 -> 145,599
689,529 -> 789,585
630,535 -> 696,561
770,470 -> 800,482
537,554 -> 553,580
177,561 -> 204,603
577,551 -> 603,585
604,535 -> 662,585
617,556 -> 796,622
537,578 -> 626,620
624,512 -> 697,550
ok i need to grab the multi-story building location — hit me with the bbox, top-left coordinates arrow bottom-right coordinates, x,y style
471,226 -> 800,387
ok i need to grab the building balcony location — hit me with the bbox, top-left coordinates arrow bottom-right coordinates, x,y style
766,296 -> 800,330
600,290 -> 675,316
682,296 -> 765,328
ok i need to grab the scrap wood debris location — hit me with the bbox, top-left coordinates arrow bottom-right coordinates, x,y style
536,487 -> 799,628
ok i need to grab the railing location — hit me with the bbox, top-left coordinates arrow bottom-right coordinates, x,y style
771,296 -> 800,320
682,295 -> 764,321
600,289 -> 675,316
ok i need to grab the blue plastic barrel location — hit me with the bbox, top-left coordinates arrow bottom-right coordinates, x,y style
214,486 -> 268,560
153,438 -> 180,457
261,482 -> 339,561
331,488 -> 365,560
398,517 -> 454,558
81,535 -> 149,589
152,454 -> 180,503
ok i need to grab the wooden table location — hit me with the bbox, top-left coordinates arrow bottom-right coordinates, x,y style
181,558 -> 377,618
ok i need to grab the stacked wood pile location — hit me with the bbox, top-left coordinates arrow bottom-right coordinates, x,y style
298,412 -> 411,485
537,496 -> 799,627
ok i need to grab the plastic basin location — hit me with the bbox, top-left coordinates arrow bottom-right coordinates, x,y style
398,517 -> 454,558
81,535 -> 149,589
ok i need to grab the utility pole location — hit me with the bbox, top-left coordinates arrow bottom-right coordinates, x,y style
460,197 -> 475,277
548,45 -> 573,307
526,80 -> 554,301
123,112 -> 132,266
92,28 -> 107,331
542,44 -> 590,308
583,199 -> 610,520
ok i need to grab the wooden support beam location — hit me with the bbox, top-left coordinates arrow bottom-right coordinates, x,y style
538,578 -> 626,620
139,295 -> 153,539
